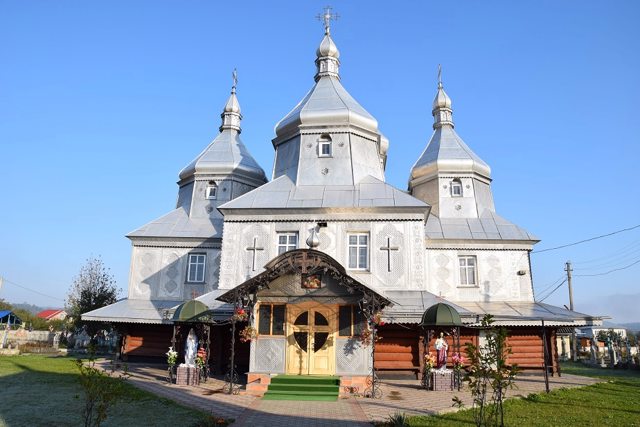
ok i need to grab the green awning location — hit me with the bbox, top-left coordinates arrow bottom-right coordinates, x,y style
172,300 -> 209,322
420,303 -> 462,327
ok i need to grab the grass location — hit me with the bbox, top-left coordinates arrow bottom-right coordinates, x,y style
395,362 -> 640,426
0,354 -> 206,426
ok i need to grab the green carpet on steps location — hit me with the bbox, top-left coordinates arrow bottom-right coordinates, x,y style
262,375 -> 340,401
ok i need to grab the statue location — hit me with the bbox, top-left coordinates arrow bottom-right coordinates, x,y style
435,332 -> 449,369
184,328 -> 198,367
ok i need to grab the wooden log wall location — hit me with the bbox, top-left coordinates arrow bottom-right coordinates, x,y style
121,324 -> 173,358
374,325 -> 560,375
374,324 -> 420,371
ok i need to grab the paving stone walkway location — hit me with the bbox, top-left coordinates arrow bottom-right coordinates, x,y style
114,363 -> 600,426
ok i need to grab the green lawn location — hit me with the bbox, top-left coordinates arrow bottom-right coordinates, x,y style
401,362 -> 640,426
0,355 -> 206,427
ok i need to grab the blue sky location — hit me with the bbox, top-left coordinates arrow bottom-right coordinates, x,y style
1,1 -> 639,322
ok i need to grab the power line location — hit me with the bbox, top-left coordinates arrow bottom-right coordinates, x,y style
574,258 -> 640,277
573,239 -> 640,265
0,277 -> 65,302
536,278 -> 567,303
532,224 -> 640,254
534,274 -> 565,295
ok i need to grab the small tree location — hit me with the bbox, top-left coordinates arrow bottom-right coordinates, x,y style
76,349 -> 129,427
66,256 -> 120,336
453,315 -> 519,427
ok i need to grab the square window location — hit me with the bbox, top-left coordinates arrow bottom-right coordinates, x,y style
277,232 -> 298,255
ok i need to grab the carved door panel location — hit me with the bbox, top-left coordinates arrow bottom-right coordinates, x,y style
286,303 -> 335,375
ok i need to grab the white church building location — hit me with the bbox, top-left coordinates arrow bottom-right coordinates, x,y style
85,12 -> 600,392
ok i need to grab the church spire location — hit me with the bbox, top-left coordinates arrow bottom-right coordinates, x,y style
432,65 -> 454,129
314,6 -> 340,82
220,68 -> 242,133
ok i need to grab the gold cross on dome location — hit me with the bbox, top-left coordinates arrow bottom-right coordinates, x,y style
316,6 -> 339,34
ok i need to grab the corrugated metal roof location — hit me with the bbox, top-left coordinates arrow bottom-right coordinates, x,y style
219,175 -> 429,212
81,290 -> 234,324
425,210 -> 538,242
455,301 -> 602,327
382,291 -> 473,324
82,299 -> 183,324
127,207 -> 223,239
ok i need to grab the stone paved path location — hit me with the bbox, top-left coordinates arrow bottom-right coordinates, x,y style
112,363 -> 600,426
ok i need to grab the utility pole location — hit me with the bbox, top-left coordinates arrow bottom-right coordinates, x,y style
565,261 -> 577,362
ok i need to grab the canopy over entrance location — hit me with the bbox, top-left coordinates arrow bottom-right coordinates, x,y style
420,302 -> 463,327
217,249 -> 391,307
172,300 -> 209,322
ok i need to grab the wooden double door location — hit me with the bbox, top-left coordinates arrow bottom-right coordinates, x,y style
286,302 -> 336,375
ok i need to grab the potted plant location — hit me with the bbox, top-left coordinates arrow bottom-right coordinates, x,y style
422,353 -> 436,389
166,346 -> 178,383
452,352 -> 465,390
239,326 -> 257,343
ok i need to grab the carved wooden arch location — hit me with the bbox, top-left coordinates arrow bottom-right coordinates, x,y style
217,249 -> 390,307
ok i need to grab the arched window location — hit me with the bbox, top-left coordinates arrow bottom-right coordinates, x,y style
318,134 -> 332,157
205,181 -> 217,200
450,179 -> 463,197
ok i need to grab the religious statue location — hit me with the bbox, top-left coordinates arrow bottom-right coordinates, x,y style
435,332 -> 449,369
184,328 -> 198,367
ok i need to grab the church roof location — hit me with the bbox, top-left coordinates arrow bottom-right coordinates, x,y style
81,299 -> 182,324
178,130 -> 266,182
411,125 -> 491,180
274,20 -> 381,139
275,76 -> 380,137
218,174 -> 429,214
457,301 -> 603,327
81,291 -> 234,324
127,207 -> 222,239
382,291 -> 474,324
179,76 -> 266,183
424,210 -> 538,241
410,75 -> 491,182
380,291 -> 602,327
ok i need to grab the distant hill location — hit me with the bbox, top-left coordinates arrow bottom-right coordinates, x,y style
620,322 -> 640,333
10,302 -> 61,315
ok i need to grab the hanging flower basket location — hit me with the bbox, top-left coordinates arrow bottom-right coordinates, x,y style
232,307 -> 248,322
239,326 -> 257,343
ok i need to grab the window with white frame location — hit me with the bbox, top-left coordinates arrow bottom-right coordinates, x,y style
277,232 -> 298,255
348,233 -> 369,270
451,179 -> 463,197
205,182 -> 218,200
459,255 -> 477,286
187,253 -> 206,283
318,134 -> 332,157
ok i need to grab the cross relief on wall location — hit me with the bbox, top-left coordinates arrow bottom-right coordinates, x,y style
245,236 -> 264,271
379,236 -> 399,272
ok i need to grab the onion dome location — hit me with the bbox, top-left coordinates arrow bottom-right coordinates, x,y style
179,71 -> 266,183
410,68 -> 491,182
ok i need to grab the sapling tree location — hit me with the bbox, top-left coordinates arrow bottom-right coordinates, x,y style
453,314 -> 519,427
75,348 -> 129,427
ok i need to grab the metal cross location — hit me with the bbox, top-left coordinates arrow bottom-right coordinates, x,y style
246,237 -> 264,271
437,64 -> 443,88
316,6 -> 339,34
232,68 -> 238,92
379,237 -> 399,272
